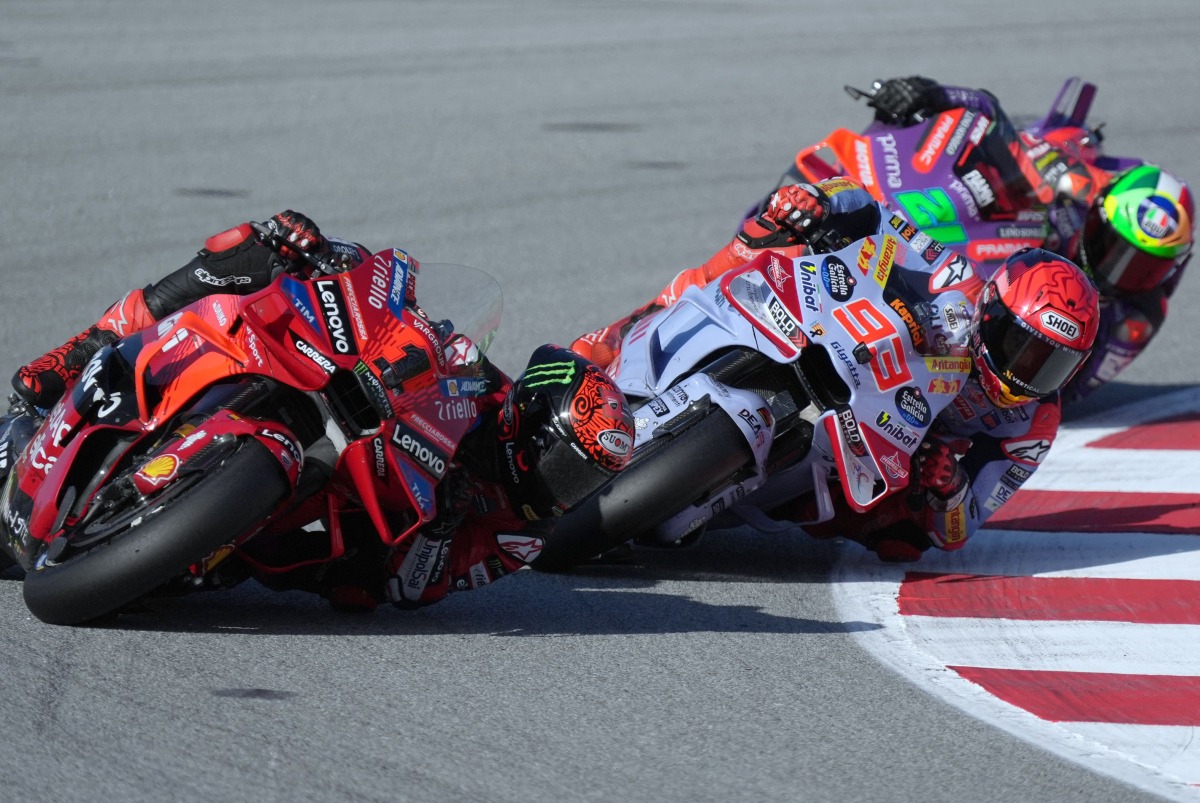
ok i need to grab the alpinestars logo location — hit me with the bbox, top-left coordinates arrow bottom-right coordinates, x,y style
523,361 -> 576,388
194,267 -> 251,287
497,534 -> 545,563
1003,437 -> 1052,465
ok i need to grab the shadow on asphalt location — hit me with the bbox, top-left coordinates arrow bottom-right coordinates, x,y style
14,526 -> 880,637
6,381 -> 1194,636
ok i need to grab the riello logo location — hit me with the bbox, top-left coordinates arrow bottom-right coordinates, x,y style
1040,310 -> 1080,341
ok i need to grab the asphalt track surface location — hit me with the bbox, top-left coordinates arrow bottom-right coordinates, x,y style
3,2 -> 1199,801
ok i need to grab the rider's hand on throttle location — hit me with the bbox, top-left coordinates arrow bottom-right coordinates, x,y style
917,440 -> 965,497
867,75 -> 942,125
764,185 -> 825,231
266,210 -> 326,261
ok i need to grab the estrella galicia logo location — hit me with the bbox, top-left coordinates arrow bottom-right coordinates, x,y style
895,386 -> 931,427
821,256 -> 856,302
282,276 -> 319,333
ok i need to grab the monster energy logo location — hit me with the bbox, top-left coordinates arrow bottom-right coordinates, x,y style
522,361 -> 577,388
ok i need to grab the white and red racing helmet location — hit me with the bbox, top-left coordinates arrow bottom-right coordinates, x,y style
970,247 -> 1100,408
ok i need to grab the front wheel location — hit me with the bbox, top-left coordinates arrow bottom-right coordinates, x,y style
23,439 -> 290,625
532,407 -> 754,572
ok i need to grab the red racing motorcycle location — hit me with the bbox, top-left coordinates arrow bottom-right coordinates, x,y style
0,231 -> 502,625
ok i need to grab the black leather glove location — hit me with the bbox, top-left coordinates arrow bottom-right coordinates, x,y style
868,76 -> 944,125
266,210 -> 326,262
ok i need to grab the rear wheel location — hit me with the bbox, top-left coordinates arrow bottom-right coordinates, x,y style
532,407 -> 754,571
23,439 -> 289,625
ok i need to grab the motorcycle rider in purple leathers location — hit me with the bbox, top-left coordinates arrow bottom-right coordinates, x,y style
574,178 -> 1100,561
2,212 -> 634,610
775,76 -> 1194,405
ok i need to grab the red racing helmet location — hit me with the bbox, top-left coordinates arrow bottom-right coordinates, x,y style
497,345 -> 635,519
970,248 -> 1100,408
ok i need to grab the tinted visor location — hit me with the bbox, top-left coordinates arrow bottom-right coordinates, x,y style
981,295 -> 1088,397
534,437 -> 613,512
1082,204 -> 1176,294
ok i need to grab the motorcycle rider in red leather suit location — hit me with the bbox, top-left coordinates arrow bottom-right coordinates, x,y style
5,212 -> 634,610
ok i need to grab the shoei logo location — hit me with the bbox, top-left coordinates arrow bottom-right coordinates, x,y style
1040,310 -> 1080,341
522,361 -> 576,388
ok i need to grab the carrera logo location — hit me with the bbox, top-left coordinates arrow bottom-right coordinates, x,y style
1040,310 -> 1080,340
290,332 -> 337,374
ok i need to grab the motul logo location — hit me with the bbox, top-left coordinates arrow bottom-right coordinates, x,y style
853,138 -> 876,187
1040,310 -> 1080,340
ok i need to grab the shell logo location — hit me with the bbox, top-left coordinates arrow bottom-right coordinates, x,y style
137,454 -> 180,486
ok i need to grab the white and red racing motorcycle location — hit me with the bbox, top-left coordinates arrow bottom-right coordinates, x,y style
534,200 -> 978,569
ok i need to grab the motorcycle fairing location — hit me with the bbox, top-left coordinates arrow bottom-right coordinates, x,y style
794,112 -> 1049,271
3,250 -> 503,575
614,282 -> 791,401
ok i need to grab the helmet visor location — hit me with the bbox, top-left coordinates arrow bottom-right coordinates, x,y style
981,295 -> 1088,397
1082,204 -> 1177,294
534,437 -> 613,512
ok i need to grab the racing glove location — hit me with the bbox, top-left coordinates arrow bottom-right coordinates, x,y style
737,184 -> 829,250
917,440 -> 967,499
265,210 -> 327,262
868,75 -> 945,125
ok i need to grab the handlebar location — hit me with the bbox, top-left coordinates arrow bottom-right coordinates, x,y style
844,81 -> 927,125
248,220 -> 343,276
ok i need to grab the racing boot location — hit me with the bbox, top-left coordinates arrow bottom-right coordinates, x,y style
12,288 -> 156,409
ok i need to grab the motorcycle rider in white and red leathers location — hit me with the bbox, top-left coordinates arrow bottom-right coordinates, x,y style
817,76 -> 1194,405
5,212 -> 634,609
573,178 -> 1100,562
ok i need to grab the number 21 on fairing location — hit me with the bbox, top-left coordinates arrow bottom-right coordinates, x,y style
832,298 -> 912,391
893,188 -> 968,244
